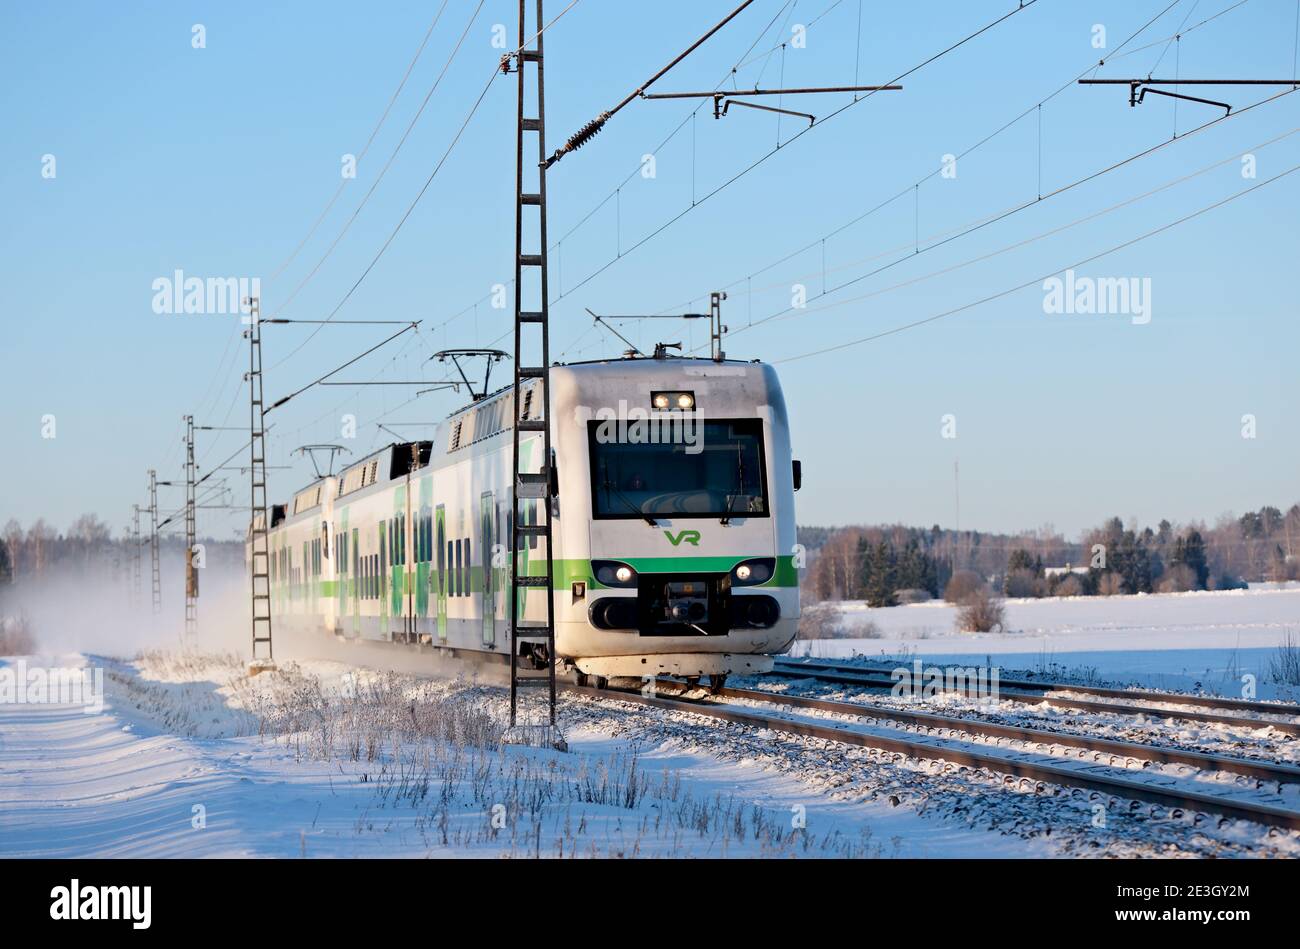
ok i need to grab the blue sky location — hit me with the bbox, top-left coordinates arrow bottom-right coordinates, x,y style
2,0 -> 1298,539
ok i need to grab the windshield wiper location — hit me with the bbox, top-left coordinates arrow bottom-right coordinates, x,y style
603,479 -> 658,526
721,443 -> 746,525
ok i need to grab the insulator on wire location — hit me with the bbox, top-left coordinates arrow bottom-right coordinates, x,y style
549,112 -> 610,166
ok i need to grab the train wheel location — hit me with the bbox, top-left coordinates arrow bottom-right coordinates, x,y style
575,671 -> 590,687
709,674 -> 727,695
594,675 -> 609,691
685,676 -> 701,690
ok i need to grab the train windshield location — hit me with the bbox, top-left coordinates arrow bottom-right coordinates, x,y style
588,418 -> 769,519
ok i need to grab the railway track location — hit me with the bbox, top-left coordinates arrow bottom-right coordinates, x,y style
769,659 -> 1300,736
567,682 -> 1300,833
714,682 -> 1300,785
778,658 -> 1300,715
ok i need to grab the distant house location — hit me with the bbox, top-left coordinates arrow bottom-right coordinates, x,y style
1044,564 -> 1089,578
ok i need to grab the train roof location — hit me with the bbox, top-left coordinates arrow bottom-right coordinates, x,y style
440,354 -> 766,419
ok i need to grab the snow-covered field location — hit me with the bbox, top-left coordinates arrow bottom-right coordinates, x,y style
1,585 -> 1297,858
0,653 -> 1032,858
798,584 -> 1300,699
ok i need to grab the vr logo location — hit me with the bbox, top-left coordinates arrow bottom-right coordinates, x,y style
664,529 -> 701,547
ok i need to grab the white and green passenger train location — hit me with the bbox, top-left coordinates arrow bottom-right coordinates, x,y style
249,353 -> 800,686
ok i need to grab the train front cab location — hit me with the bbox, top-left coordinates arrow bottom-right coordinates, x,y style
548,359 -> 800,683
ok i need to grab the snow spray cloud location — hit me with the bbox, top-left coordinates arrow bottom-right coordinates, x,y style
0,543 -> 252,659
0,659 -> 103,714
891,659 -> 1000,704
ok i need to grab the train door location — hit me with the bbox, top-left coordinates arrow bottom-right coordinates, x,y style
378,519 -> 388,631
350,526 -> 360,636
480,492 -> 494,646
403,485 -> 414,642
435,504 -> 447,640
335,514 -> 346,631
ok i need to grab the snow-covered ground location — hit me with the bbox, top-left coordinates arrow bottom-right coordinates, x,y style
798,585 -> 1300,699
1,585 -> 1297,858
0,653 -> 1036,858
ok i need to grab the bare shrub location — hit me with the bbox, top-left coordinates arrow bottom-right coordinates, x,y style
955,589 -> 1006,633
0,614 -> 37,654
1002,569 -> 1042,598
943,570 -> 985,604
1207,573 -> 1247,591
1097,572 -> 1125,596
797,605 -> 881,640
1158,563 -> 1197,594
1268,632 -> 1300,686
798,604 -> 842,640
1053,574 -> 1085,597
894,588 -> 932,605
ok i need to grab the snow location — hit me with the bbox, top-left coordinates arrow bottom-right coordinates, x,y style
797,585 -> 1300,698
0,653 -> 1031,858
2,585 -> 1297,858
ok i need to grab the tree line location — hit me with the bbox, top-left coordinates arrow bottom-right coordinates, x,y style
800,502 -> 1300,605
1,514 -> 242,585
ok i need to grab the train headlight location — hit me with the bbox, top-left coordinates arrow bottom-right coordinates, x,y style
731,558 -> 775,586
593,560 -> 638,588
650,390 -> 696,411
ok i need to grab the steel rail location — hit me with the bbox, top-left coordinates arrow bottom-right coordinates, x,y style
708,682 -> 1300,786
567,685 -> 1300,832
777,658 -> 1300,716
770,662 -> 1300,736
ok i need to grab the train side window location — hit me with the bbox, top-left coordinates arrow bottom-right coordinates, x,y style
454,540 -> 462,597
465,538 -> 472,595
436,509 -> 445,596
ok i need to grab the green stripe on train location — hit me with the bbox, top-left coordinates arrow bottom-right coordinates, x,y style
528,555 -> 798,590
279,555 -> 796,604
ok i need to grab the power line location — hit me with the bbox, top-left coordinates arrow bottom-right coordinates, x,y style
266,0 -> 584,374
776,161 -> 1300,363
420,0 -> 850,340
179,5 -> 455,474
266,1 -> 453,285
266,322 -> 421,414
266,0 -> 487,334
475,0 -> 1047,360
540,0 -> 1045,322
708,87 -> 1297,349
740,125 -> 1300,338
545,0 -> 762,167
654,0 -> 1195,329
